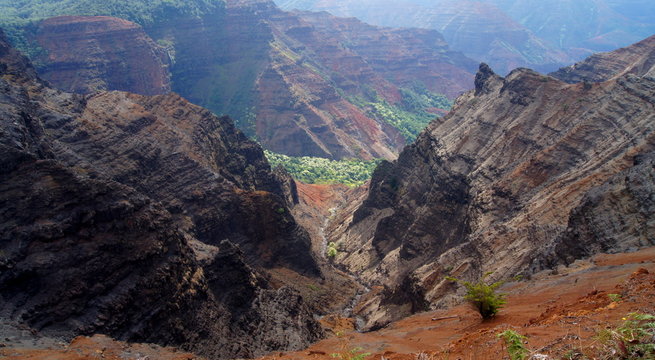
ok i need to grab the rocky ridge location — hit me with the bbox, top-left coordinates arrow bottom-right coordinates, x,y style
0,29 -> 322,359
326,37 -> 655,329
551,35 -> 655,83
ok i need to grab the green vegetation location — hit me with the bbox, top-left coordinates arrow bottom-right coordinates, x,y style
0,0 -> 223,56
0,0 -> 223,27
326,242 -> 338,258
607,293 -> 622,302
348,83 -> 451,142
596,312 -> 655,359
330,331 -> 371,360
446,272 -> 507,319
331,347 -> 370,360
497,330 -> 530,360
265,150 -> 381,186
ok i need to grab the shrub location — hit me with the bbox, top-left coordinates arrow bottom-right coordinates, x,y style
596,312 -> 655,359
497,329 -> 529,360
446,272 -> 507,319
326,242 -> 338,258
331,332 -> 370,360
331,347 -> 370,360
607,293 -> 622,302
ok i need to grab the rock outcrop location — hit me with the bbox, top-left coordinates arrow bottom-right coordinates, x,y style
328,36 -> 655,329
32,16 -> 171,95
0,29 -> 322,359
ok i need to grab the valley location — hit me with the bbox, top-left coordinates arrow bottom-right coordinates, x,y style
0,0 -> 654,359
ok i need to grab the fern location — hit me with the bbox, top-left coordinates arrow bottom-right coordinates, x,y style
446,272 -> 507,319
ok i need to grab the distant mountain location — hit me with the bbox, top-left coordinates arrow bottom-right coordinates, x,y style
0,0 -> 478,161
481,0 -> 655,52
276,0 -> 655,74
326,35 -> 655,329
276,0 -> 573,74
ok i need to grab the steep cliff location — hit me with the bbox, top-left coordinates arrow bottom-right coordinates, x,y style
32,16 -> 171,95
328,37 -> 655,329
5,0 -> 477,160
162,0 -> 477,159
0,29 -> 322,359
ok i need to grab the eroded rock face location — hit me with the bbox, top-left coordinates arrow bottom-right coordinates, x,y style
0,30 -> 322,359
33,16 -> 171,95
329,37 -> 655,329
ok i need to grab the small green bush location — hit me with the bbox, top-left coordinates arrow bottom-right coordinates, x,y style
331,347 -> 370,360
607,293 -> 622,302
497,329 -> 529,360
446,272 -> 507,319
596,312 -> 655,359
326,242 -> 338,258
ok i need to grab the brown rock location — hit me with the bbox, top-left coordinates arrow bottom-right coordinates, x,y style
33,16 -> 171,95
329,36 -> 655,329
0,29 -> 322,359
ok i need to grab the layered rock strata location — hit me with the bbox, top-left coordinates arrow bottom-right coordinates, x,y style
33,16 -> 171,95
0,29 -> 322,359
328,38 -> 655,329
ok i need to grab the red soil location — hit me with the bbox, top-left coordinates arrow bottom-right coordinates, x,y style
3,248 -> 653,360
262,247 -> 655,360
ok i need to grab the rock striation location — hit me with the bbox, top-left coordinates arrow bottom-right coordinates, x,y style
0,29 -> 322,359
33,16 -> 171,95
327,36 -> 655,329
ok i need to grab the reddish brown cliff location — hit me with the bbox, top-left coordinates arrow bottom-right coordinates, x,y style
277,0 -> 573,74
33,16 -> 171,95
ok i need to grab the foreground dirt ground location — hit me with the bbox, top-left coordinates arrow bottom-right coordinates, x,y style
2,247 -> 654,360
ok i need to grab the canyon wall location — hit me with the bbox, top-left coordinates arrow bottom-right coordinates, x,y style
328,36 -> 655,329
0,29 -> 322,359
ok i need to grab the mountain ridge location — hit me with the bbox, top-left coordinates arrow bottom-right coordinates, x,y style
0,28 -> 324,359
325,35 -> 655,329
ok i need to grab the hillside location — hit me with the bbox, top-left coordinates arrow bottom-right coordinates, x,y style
324,35 -> 655,329
0,0 -> 477,161
0,28 -> 325,359
5,248 -> 654,359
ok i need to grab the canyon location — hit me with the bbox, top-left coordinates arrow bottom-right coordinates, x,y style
4,0 -> 478,160
0,1 -> 654,359
323,35 -> 655,330
276,0 -> 655,75
0,28 -> 333,359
